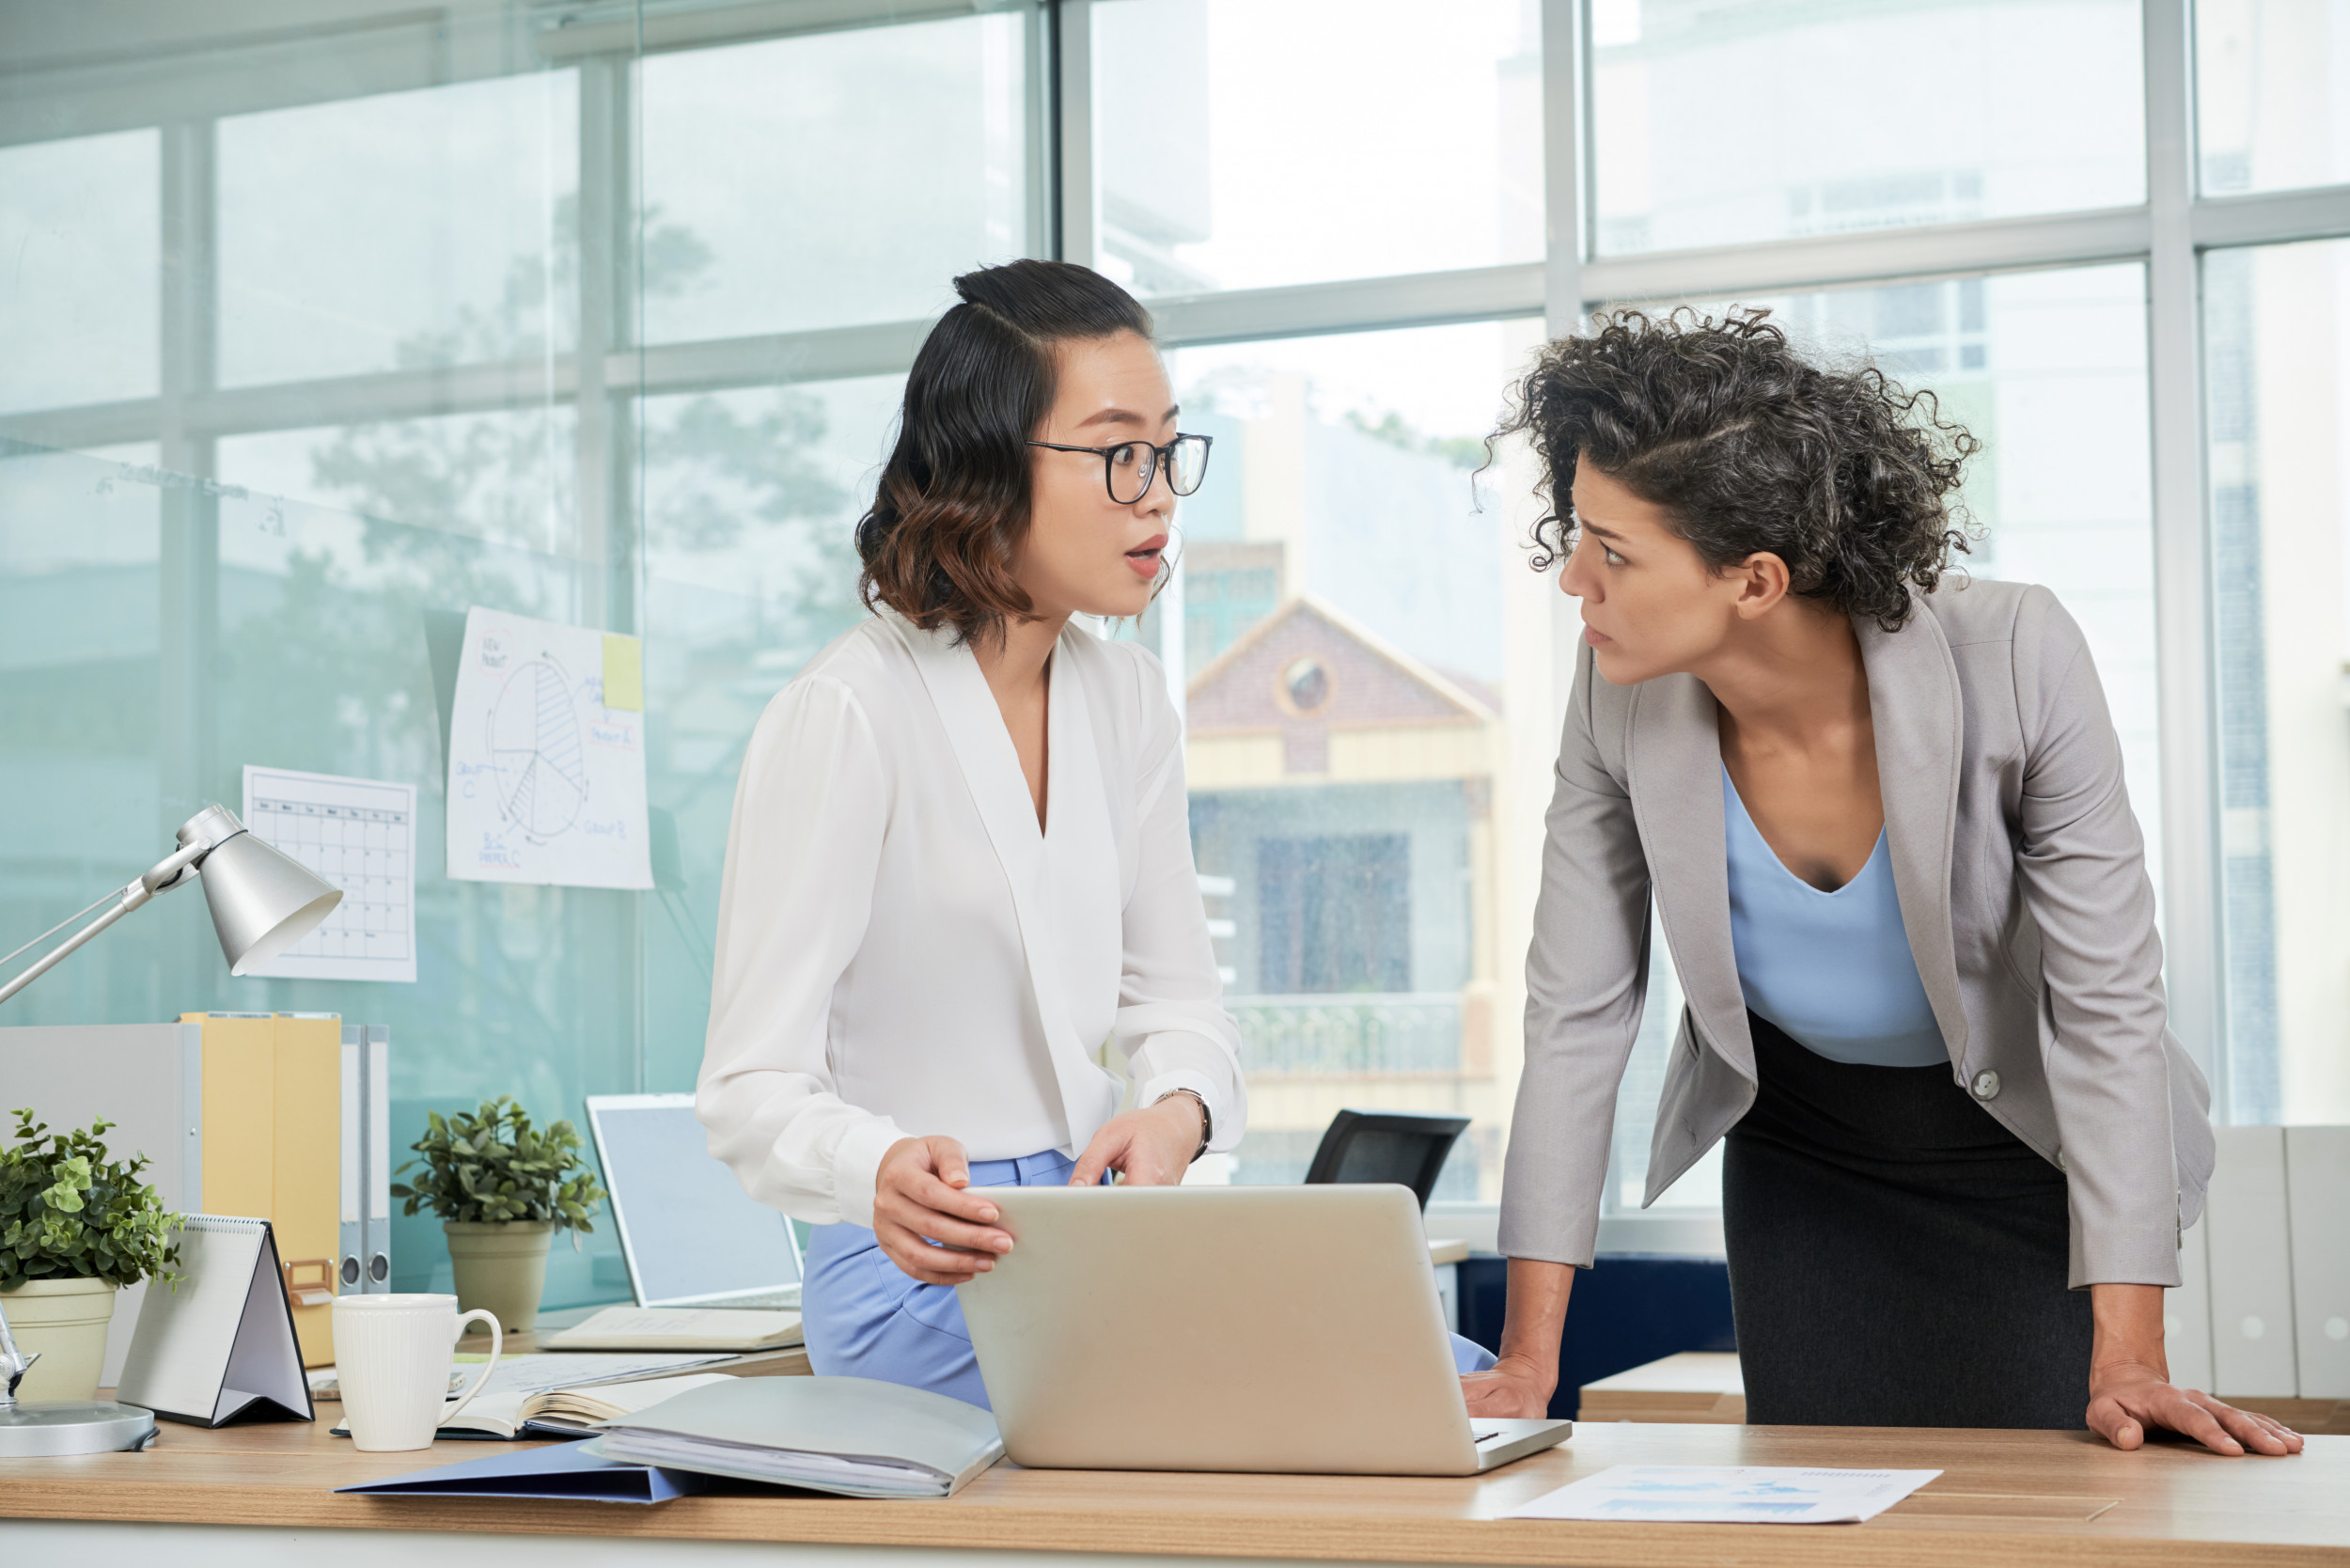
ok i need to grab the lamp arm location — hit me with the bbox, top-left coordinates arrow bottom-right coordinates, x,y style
0,839 -> 206,1010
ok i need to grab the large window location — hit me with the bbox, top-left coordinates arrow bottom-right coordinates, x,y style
0,1 -> 1046,1308
0,131 -> 158,413
2197,0 -> 2350,196
1165,319 -> 1542,1198
1590,0 -> 2145,256
1093,0 -> 1541,293
637,15 -> 1037,341
2203,239 -> 2350,1124
3,0 -> 2346,1277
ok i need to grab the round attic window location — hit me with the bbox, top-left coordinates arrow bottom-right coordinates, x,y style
1280,656 -> 1331,715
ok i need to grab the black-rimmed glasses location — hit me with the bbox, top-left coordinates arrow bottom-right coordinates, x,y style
1027,433 -> 1213,504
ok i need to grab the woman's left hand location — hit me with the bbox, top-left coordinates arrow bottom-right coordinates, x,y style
2085,1284 -> 2302,1455
1068,1095 -> 1203,1187
2087,1362 -> 2304,1456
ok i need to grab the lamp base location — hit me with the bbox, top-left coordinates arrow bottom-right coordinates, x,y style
0,1400 -> 158,1456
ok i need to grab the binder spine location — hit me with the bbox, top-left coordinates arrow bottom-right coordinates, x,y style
340,1027 -> 364,1294
366,1025 -> 392,1292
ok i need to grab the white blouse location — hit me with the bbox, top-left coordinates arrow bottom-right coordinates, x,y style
697,607 -> 1247,1230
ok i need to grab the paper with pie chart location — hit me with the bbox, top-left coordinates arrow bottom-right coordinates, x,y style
445,606 -> 653,889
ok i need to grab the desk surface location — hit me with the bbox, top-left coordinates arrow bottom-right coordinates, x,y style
1576,1351 -> 2350,1437
1,1408 -> 2342,1566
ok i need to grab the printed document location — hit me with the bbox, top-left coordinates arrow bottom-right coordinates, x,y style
241,765 -> 417,981
445,606 -> 652,889
1506,1465 -> 1941,1525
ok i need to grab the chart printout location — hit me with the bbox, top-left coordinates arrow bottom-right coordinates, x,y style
240,765 -> 419,983
445,605 -> 653,889
1505,1466 -> 1943,1525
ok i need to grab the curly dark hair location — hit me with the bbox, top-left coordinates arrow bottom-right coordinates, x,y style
1496,307 -> 1980,631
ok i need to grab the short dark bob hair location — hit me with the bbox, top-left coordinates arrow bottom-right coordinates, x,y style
1496,307 -> 1979,631
855,259 -> 1154,645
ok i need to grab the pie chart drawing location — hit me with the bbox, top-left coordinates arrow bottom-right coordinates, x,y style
488,657 -> 588,840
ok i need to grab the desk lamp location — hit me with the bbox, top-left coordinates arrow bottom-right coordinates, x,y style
0,804 -> 342,1455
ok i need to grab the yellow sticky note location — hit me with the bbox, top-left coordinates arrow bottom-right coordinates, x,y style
603,633 -> 643,711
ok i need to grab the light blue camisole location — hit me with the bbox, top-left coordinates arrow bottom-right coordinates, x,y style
1722,768 -> 1948,1068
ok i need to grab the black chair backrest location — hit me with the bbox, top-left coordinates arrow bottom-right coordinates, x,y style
1301,1109 -> 1470,1210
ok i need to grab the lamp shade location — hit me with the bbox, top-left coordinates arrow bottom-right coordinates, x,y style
197,829 -> 343,975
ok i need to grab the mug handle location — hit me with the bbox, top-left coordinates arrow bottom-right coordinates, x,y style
436,1309 -> 504,1427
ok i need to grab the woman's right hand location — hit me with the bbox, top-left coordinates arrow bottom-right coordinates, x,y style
1460,1259 -> 1574,1419
872,1136 -> 1015,1286
1462,1354 -> 1559,1419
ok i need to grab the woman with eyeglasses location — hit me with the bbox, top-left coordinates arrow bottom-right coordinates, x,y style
697,260 -> 1494,1407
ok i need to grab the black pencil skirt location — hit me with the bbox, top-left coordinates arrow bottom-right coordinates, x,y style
1723,1011 -> 2093,1429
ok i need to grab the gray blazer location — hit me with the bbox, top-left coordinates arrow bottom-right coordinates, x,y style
1497,577 -> 2214,1289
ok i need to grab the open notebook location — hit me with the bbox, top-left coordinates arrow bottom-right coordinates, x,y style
451,1371 -> 739,1440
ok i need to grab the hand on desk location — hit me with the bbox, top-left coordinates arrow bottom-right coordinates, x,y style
2087,1364 -> 2304,1457
874,1136 -> 1014,1286
2088,1282 -> 2301,1456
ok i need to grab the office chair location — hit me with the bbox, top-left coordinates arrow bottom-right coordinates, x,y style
1301,1109 -> 1470,1210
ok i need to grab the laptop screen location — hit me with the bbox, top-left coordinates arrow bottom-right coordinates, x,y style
587,1096 -> 802,1306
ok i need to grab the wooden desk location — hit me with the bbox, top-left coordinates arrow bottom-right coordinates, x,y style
1,1403 -> 2342,1566
1579,1352 -> 2350,1436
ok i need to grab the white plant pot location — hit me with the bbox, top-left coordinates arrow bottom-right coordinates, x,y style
1,1277 -> 118,1402
444,1220 -> 556,1334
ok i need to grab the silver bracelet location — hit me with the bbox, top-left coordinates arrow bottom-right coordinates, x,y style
1152,1088 -> 1212,1163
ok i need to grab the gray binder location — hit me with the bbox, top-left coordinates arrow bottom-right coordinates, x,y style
0,1021 -> 203,1385
337,1023 -> 394,1294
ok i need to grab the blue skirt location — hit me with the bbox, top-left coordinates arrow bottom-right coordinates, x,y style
804,1149 -> 1497,1409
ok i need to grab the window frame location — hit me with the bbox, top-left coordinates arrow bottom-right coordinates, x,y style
5,0 -> 2342,1249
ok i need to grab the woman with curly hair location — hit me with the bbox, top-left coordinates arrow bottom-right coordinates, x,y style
1468,308 -> 2298,1453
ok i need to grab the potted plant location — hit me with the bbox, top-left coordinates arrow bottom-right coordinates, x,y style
0,1109 -> 182,1402
391,1097 -> 607,1334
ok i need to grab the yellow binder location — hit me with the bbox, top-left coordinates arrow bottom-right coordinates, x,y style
183,1011 -> 342,1367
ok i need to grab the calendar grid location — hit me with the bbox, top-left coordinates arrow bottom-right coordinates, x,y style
241,766 -> 418,983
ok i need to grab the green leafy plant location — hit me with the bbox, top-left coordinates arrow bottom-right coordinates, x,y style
1,1110 -> 183,1291
391,1097 -> 608,1230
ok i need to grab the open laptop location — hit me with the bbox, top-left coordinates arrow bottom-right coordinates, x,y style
956,1184 -> 1571,1475
584,1093 -> 804,1310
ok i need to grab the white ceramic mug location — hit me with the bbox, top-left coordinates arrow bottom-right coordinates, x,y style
331,1294 -> 502,1451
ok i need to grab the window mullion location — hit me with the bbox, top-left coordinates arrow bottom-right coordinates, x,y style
1052,0 -> 1095,267
2145,0 -> 2228,1106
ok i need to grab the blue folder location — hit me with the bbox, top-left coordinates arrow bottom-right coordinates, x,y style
335,1437 -> 710,1503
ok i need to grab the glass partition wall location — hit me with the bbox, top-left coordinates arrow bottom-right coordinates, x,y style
0,0 -> 1047,1302
4,1 -> 2346,1280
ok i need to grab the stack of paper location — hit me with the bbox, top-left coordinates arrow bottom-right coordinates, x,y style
1506,1466 -> 1941,1525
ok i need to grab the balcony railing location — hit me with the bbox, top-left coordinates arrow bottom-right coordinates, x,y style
1228,993 -> 1462,1076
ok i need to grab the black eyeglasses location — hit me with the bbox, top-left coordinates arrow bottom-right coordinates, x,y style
1027,433 -> 1213,505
